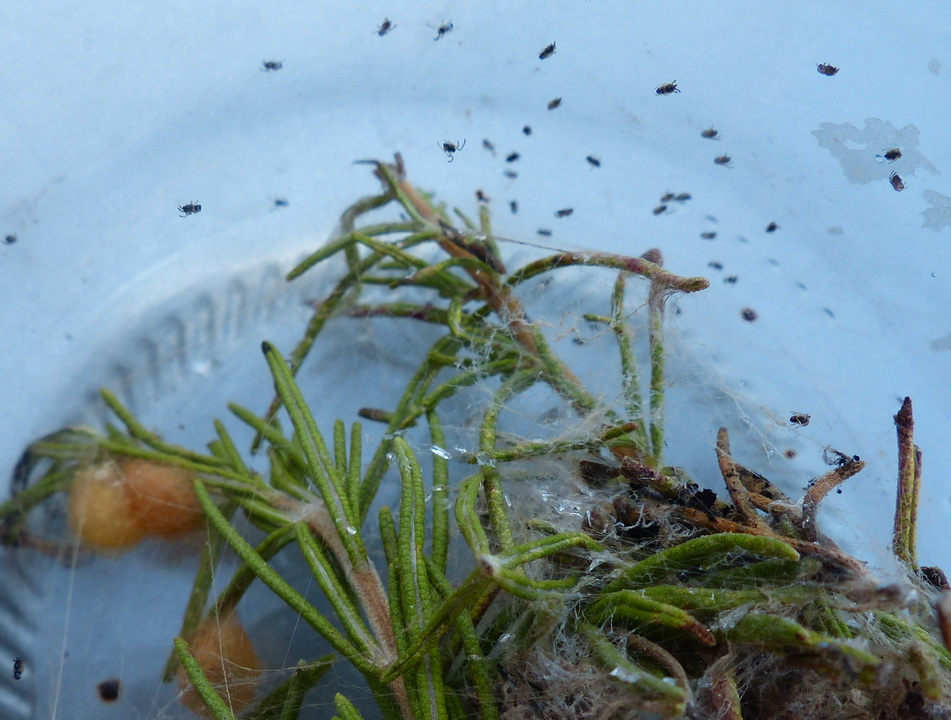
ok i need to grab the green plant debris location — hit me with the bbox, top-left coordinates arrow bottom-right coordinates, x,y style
3,155 -> 951,720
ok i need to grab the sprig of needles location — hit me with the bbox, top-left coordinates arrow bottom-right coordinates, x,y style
3,155 -> 951,720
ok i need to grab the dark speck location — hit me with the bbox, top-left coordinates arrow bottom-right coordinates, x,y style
539,42 -> 556,60
503,170 -> 518,179
724,276 -> 738,284
555,208 -> 574,218
653,205 -> 667,215
505,152 -> 520,163
273,198 -> 288,208
13,657 -> 23,680
522,125 -> 532,136
4,234 -> 16,244
817,63 -> 839,76
708,261 -> 723,270
537,228 -> 553,236
765,222 -> 778,232
822,307 -> 835,318
700,231 -> 717,240
509,200 -> 518,214
98,679 -> 121,702
790,413 -> 811,426
482,139 -> 496,155
586,155 -> 601,168
741,307 -> 758,322
547,97 -> 562,110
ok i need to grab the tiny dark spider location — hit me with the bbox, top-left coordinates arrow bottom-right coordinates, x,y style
4,234 -> 16,244
741,307 -> 758,322
652,205 -> 667,215
482,139 -> 496,155
539,42 -> 556,60
655,80 -> 680,95
178,202 -> 202,217
765,222 -> 778,232
660,192 -> 675,202
724,275 -> 738,284
476,189 -> 490,203
708,261 -> 723,270
700,231 -> 717,240
439,139 -> 466,162
555,208 -> 574,218
817,63 -> 839,76
585,155 -> 601,168
884,148 -> 902,161
790,413 -> 811,426
714,154 -> 732,166
547,97 -> 562,110
701,127 -> 720,139
522,125 -> 532,136
273,198 -> 288,208
674,192 -> 691,202
261,60 -> 283,71
431,21 -> 453,41
13,657 -> 23,680
537,228 -> 553,236
377,18 -> 395,36
509,200 -> 518,214
889,172 -> 905,191
505,152 -> 520,163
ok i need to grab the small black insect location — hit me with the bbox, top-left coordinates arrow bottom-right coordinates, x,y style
652,205 -> 667,215
505,152 -> 520,163
178,202 -> 202,217
555,208 -> 574,218
476,189 -> 490,203
377,18 -> 395,36
701,127 -> 720,139
539,42 -> 556,60
273,198 -> 288,208
660,192 -> 675,202
547,97 -> 562,110
537,228 -> 553,236
714,154 -> 732,166
884,148 -> 902,161
439,139 -> 466,162
4,234 -> 16,244
674,192 -> 691,202
98,679 -> 121,702
509,200 -> 518,214
765,222 -> 778,232
889,172 -> 905,191
522,125 -> 532,136
790,413 -> 811,426
741,307 -> 758,322
482,139 -> 496,155
585,155 -> 601,168
817,63 -> 839,76
503,170 -> 518,179
655,80 -> 680,95
261,60 -> 283,71
700,231 -> 717,240
431,21 -> 453,41
13,657 -> 22,680
724,275 -> 738,284
708,261 -> 723,270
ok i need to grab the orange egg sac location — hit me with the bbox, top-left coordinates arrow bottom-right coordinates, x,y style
177,613 -> 262,717
67,462 -> 147,552
119,457 -> 205,537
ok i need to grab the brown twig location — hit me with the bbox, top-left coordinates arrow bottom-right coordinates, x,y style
716,428 -> 770,531
801,458 -> 866,542
892,397 -> 920,567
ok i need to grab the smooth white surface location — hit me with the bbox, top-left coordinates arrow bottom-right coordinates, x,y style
2,1 -> 951,717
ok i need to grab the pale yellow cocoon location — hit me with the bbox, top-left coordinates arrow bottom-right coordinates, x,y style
120,457 -> 204,537
67,462 -> 147,551
177,613 -> 262,717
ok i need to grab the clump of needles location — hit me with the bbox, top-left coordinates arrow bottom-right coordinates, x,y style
2,155 -> 950,720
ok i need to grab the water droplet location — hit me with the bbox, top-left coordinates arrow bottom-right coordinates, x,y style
475,452 -> 496,467
346,526 -> 358,536
430,445 -> 452,459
